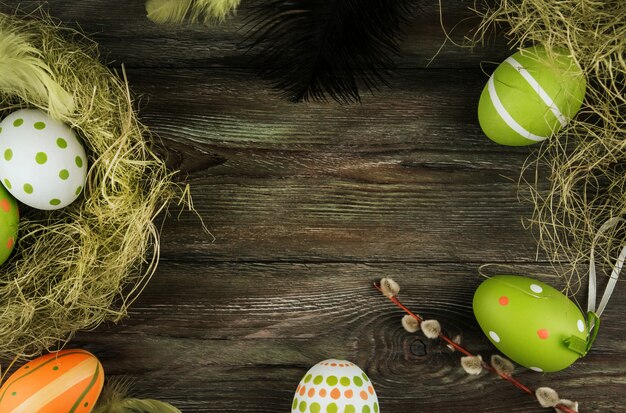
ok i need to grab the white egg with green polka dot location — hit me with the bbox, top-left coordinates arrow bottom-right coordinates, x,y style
0,109 -> 87,210
292,359 -> 379,413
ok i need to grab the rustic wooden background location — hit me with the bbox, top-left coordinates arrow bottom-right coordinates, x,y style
2,1 -> 625,412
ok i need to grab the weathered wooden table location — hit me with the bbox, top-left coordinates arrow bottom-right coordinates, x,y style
3,1 -> 624,411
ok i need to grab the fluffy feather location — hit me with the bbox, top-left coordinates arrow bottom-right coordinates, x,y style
94,380 -> 181,413
95,399 -> 182,413
146,0 -> 240,24
0,17 -> 73,118
245,0 -> 417,103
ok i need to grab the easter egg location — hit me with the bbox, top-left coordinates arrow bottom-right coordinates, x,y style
292,359 -> 379,413
0,184 -> 18,265
473,275 -> 589,372
0,349 -> 104,413
0,109 -> 87,210
477,45 -> 586,146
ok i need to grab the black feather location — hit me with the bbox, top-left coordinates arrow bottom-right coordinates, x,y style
244,0 -> 418,103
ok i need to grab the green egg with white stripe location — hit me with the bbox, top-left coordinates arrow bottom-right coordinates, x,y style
478,45 -> 586,146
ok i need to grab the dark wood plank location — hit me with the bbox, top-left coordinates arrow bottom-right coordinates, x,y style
70,261 -> 626,412
134,68 -> 509,151
158,175 -> 541,263
1,0 -> 511,69
0,1 -> 621,413
126,67 -> 543,262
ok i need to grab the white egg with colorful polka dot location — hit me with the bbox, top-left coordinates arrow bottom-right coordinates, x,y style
292,359 -> 379,413
0,109 -> 87,210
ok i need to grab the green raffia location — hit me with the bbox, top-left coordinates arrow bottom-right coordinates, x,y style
471,0 -> 626,291
0,12 -> 186,357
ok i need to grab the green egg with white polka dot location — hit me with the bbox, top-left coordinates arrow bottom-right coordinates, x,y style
292,359 -> 379,413
477,45 -> 586,146
473,275 -> 591,372
0,184 -> 18,266
0,109 -> 87,210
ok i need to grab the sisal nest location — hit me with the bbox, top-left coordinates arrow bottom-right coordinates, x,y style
0,13 -> 181,357
472,0 -> 626,291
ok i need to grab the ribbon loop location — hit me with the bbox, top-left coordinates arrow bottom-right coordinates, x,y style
588,217 -> 626,319
565,335 -> 588,356
585,312 -> 601,353
565,312 -> 600,357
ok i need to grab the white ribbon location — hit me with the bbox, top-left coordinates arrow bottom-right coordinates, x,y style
588,217 -> 626,318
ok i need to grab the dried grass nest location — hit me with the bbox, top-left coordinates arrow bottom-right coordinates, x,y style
473,0 -> 626,291
0,13 -> 181,357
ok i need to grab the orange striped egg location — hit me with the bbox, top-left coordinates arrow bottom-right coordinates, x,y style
0,349 -> 104,413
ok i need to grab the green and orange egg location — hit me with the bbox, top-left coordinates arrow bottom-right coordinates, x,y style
473,275 -> 590,372
292,359 -> 379,413
0,184 -> 18,266
0,349 -> 104,413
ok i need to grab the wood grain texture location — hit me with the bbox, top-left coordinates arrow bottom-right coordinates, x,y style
1,1 -> 624,412
4,0 -> 510,69
71,262 -> 626,412
131,68 -> 545,263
